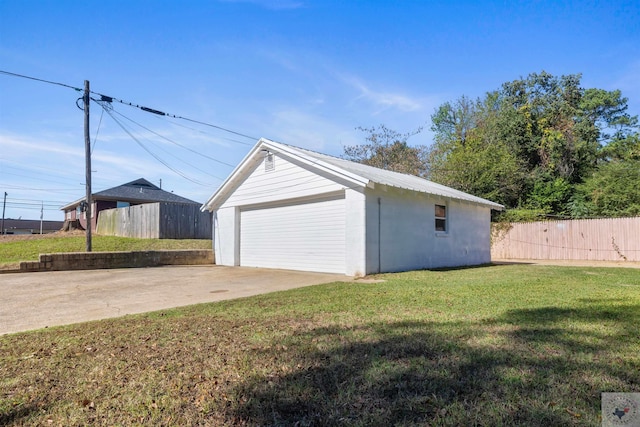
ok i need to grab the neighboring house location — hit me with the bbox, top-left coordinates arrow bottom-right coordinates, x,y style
61,178 -> 201,232
1,219 -> 64,234
202,138 -> 503,276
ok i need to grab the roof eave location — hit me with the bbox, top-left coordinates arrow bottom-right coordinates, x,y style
201,138 -> 371,212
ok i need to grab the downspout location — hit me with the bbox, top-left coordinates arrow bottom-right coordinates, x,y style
377,197 -> 381,273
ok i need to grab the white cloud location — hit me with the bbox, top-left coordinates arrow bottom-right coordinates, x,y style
0,132 -> 82,160
337,73 -> 423,113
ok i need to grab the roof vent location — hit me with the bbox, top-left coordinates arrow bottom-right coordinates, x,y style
265,153 -> 275,172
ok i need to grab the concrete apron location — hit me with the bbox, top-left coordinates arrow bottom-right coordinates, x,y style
0,265 -> 352,335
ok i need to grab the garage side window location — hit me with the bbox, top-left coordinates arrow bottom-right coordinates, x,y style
435,204 -> 447,232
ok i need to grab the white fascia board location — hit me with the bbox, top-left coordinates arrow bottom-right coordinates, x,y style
200,140 -> 265,211
202,138 -> 373,212
60,197 -> 87,211
261,139 -> 371,188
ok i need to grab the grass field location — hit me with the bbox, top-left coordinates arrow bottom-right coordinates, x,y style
0,233 -> 211,269
1,264 -> 639,426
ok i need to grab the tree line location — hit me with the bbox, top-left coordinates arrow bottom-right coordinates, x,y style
343,72 -> 640,220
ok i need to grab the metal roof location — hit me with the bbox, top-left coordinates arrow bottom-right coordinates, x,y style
268,140 -> 504,209
203,139 -> 504,211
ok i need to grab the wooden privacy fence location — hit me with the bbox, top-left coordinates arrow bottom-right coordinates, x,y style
491,216 -> 640,261
97,202 -> 212,239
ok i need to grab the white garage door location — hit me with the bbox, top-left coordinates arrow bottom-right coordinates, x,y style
240,196 -> 346,274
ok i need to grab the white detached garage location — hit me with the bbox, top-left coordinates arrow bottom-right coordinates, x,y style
202,138 -> 503,276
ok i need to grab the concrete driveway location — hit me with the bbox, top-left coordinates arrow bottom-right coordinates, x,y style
0,265 -> 349,335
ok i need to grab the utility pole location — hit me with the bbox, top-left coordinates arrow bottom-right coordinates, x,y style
1,192 -> 6,235
40,201 -> 43,234
84,80 -> 92,252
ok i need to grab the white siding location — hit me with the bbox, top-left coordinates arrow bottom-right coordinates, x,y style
224,154 -> 345,207
345,188 -> 367,276
213,206 -> 239,267
210,144 -> 494,276
364,186 -> 491,273
239,196 -> 346,274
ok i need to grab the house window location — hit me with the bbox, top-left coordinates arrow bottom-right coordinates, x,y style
117,201 -> 130,208
265,153 -> 275,172
66,211 -> 71,220
435,204 -> 447,232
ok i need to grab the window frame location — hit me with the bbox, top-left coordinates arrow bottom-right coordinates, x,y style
435,203 -> 448,234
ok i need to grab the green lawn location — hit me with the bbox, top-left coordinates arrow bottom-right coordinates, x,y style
0,235 -> 211,268
1,265 -> 638,426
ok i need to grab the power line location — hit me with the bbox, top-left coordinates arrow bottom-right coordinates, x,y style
5,203 -> 61,211
0,170 -> 82,187
0,183 -> 82,193
94,101 -> 228,182
156,115 -> 256,146
100,105 -> 212,186
98,100 -> 236,168
0,159 -> 84,180
93,93 -> 256,143
6,197 -> 67,204
92,103 -> 105,154
6,200 -> 63,208
1,69 -> 259,144
0,70 -> 82,92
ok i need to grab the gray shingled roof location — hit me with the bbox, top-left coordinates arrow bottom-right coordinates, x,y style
62,178 -> 199,210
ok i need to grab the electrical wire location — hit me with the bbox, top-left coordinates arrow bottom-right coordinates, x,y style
156,115 -> 255,146
96,100 -> 236,168
100,104 -> 212,186
0,70 -> 82,92
0,183 -> 82,193
97,102 -> 226,182
92,104 -> 105,154
0,170 -> 82,188
0,160 -> 84,180
5,196 -> 67,204
93,92 -> 257,143
1,69 -> 259,144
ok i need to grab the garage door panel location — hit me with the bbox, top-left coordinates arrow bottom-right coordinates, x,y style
240,197 -> 346,273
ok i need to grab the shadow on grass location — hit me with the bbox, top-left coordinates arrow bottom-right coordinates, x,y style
225,301 -> 640,426
428,263 -> 499,272
0,404 -> 47,426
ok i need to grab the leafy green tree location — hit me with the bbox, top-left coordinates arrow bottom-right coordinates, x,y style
571,160 -> 640,217
525,176 -> 573,216
429,71 -> 639,217
343,125 -> 429,177
599,133 -> 640,161
429,95 -> 526,207
348,72 -> 639,219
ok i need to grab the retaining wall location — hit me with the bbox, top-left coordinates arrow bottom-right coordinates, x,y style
18,250 -> 214,272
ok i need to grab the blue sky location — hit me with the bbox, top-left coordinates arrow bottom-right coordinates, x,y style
1,0 -> 639,221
